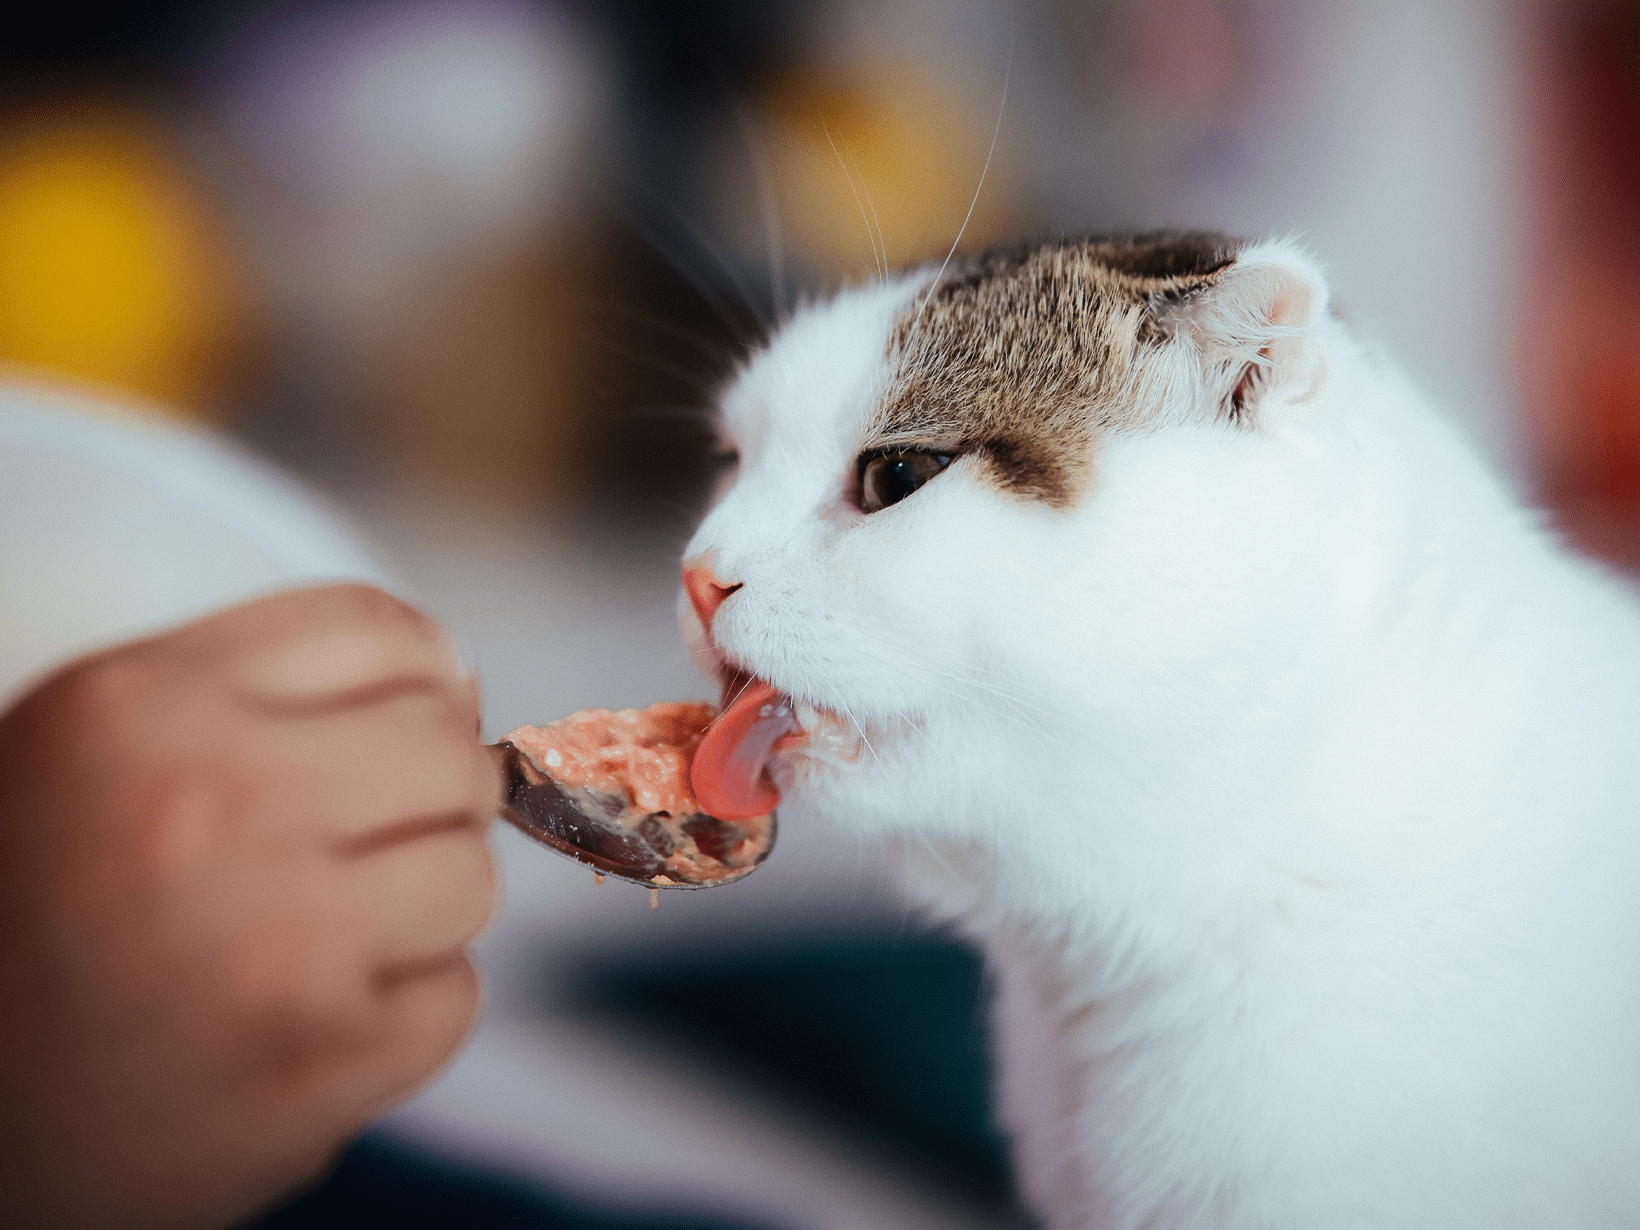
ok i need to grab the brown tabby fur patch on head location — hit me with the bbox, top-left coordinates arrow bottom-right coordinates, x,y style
871,231 -> 1242,507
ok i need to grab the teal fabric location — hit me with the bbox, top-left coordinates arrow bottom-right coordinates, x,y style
248,1134 -> 771,1230
562,932 -> 1018,1212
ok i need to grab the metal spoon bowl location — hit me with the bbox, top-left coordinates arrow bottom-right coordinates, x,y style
492,741 -> 775,888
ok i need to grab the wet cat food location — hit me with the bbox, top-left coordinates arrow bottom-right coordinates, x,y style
497,701 -> 777,888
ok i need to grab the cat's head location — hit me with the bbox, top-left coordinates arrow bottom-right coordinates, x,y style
681,232 -> 1353,851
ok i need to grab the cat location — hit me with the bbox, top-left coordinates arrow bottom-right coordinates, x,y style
678,232 -> 1640,1229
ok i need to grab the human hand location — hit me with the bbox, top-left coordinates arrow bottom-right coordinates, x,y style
0,585 -> 500,1230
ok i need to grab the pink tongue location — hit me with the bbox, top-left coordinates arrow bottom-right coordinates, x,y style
691,680 -> 795,821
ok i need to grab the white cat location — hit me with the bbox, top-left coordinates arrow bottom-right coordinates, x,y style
679,233 -> 1640,1229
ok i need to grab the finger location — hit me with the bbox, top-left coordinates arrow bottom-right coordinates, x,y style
249,952 -> 481,1153
333,952 -> 483,1121
240,689 -> 498,844
178,585 -> 465,707
332,826 -> 497,969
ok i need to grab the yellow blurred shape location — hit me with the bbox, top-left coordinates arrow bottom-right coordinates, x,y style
764,68 -> 1016,283
0,106 -> 246,418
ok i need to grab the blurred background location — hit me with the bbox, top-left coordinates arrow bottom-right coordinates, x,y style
1,2 -> 1637,1227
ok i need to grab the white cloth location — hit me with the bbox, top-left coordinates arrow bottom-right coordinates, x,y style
0,380 -> 388,707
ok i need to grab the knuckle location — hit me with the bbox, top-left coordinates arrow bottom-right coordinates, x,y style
335,589 -> 462,686
54,650 -> 156,725
336,585 -> 448,651
336,582 -> 413,624
127,775 -> 224,894
218,927 -> 362,1089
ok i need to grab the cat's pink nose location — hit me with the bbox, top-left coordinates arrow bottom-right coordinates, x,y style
683,565 -> 742,633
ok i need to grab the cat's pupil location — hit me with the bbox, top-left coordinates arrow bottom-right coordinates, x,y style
859,450 -> 952,513
882,458 -> 919,503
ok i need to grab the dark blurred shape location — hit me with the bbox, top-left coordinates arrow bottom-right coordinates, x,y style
1521,2 -> 1640,571
0,2 -> 238,83
595,0 -> 810,114
249,1134 -> 776,1230
560,931 -> 1024,1217
566,0 -> 812,537
572,235 -> 753,542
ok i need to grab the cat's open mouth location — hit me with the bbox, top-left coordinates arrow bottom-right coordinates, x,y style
690,666 -> 856,821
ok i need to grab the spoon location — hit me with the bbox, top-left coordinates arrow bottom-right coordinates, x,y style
490,740 -> 776,888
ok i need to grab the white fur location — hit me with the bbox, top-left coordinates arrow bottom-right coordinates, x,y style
680,241 -> 1640,1228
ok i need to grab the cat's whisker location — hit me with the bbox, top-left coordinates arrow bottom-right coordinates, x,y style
822,118 -> 886,283
663,205 -> 775,339
859,636 -> 1036,701
843,135 -> 889,286
788,746 -> 858,772
842,622 -> 1057,725
832,696 -> 882,767
882,647 -> 1043,714
706,671 -> 760,729
907,28 -> 1014,340
575,335 -> 723,394
616,199 -> 762,346
731,100 -> 789,320
840,637 -> 1057,742
618,406 -> 718,425
573,297 -> 746,367
911,828 -> 963,885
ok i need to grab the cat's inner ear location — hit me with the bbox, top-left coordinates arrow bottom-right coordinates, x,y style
1169,240 -> 1331,422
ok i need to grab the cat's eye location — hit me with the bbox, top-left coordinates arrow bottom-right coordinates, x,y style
858,450 -> 953,513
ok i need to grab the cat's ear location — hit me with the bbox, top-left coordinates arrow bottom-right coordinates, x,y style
1168,238 -> 1330,422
